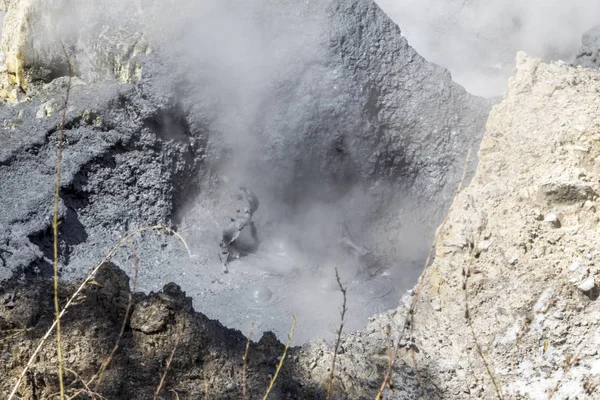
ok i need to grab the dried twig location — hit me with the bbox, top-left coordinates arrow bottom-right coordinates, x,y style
51,40 -> 73,400
65,368 -> 107,400
463,254 -> 504,400
154,336 -> 180,399
389,148 -> 473,397
327,267 -> 347,400
90,240 -> 141,390
242,322 -> 255,400
546,325 -> 598,400
263,315 -> 297,400
375,325 -> 396,400
7,225 -> 190,400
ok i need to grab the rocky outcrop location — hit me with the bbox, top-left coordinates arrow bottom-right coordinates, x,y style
0,0 -> 153,93
574,25 -> 600,68
401,53 -> 600,398
0,76 -> 207,281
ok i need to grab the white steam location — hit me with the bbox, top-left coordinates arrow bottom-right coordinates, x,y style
375,0 -> 600,96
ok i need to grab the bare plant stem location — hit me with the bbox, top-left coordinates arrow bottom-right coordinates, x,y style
463,256 -> 504,400
263,315 -> 297,400
52,41 -> 73,400
7,225 -> 190,400
90,240 -> 141,390
154,335 -> 180,399
546,319 -> 598,400
375,325 -> 395,400
386,148 -> 472,398
327,267 -> 347,400
242,322 -> 255,400
64,368 -> 107,400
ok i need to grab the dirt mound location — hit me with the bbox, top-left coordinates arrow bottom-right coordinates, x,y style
0,262 -> 425,399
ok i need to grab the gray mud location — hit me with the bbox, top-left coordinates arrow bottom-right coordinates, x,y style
0,0 -> 491,343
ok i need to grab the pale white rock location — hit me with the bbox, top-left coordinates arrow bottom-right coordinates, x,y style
578,276 -> 596,292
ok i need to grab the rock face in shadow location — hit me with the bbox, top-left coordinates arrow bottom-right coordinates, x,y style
0,263 -> 427,399
574,25 -> 600,68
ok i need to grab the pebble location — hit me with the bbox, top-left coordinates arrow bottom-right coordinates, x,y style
544,213 -> 561,228
478,240 -> 492,252
569,260 -> 583,271
578,276 -> 596,292
533,288 -> 555,313
552,312 -> 563,320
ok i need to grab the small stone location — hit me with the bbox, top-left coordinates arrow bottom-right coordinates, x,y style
130,302 -> 170,334
478,240 -> 492,252
544,213 -> 561,228
570,260 -> 583,271
578,277 -> 596,292
533,288 -> 555,313
552,312 -> 563,320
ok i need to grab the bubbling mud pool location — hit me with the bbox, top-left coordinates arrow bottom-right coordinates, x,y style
110,182 -> 427,345
164,218 -> 409,344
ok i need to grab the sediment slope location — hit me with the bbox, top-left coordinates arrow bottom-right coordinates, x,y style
407,53 -> 600,399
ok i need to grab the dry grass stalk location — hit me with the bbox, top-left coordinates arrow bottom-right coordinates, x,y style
384,148 -> 472,398
90,240 -> 141,390
65,368 -> 107,400
242,321 -> 255,400
154,335 -> 180,399
51,41 -> 73,400
263,314 -> 297,400
546,326 -> 598,400
7,225 -> 190,400
327,267 -> 347,400
375,325 -> 396,400
463,253 -> 504,400
204,371 -> 210,398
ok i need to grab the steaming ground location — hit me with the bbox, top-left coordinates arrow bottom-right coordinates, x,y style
124,183 -> 425,344
0,0 -> 490,345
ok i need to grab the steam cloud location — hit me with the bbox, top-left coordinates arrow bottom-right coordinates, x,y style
375,0 -> 600,96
